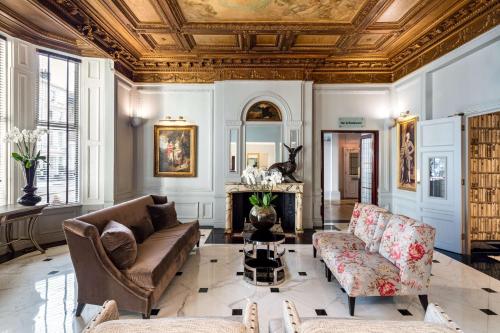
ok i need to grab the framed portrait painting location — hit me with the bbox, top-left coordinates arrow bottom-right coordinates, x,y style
154,125 -> 197,177
397,116 -> 418,191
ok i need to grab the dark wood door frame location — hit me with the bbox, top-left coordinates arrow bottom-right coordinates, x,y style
320,130 -> 379,227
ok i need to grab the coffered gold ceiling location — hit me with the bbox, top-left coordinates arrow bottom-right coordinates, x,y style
1,0 -> 499,83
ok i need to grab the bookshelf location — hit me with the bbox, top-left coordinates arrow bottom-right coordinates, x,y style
468,111 -> 500,242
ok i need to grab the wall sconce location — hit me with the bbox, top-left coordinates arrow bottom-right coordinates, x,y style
129,116 -> 145,128
158,115 -> 187,123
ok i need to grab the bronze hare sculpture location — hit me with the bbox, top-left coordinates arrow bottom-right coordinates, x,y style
269,144 -> 303,182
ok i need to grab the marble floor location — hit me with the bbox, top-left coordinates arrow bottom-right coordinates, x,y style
0,230 -> 499,333
323,199 -> 355,223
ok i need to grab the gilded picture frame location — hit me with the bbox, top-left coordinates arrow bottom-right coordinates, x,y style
397,116 -> 418,191
154,125 -> 197,177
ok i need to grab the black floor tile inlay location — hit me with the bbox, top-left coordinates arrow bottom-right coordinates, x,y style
398,309 -> 413,316
176,272 -> 183,276
236,272 -> 244,276
239,249 -> 244,252
42,258 -> 52,262
270,288 -> 279,293
315,309 -> 327,316
298,272 -> 307,276
288,249 -> 295,253
482,287 -> 497,293
198,288 -> 208,293
480,309 -> 497,315
210,259 -> 218,263
150,309 -> 160,316
320,259 -> 324,263
232,309 -> 243,316
48,271 -> 58,275
432,259 -> 440,263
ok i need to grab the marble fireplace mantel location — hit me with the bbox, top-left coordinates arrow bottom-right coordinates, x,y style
224,182 -> 304,234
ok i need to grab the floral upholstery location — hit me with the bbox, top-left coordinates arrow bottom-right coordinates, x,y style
313,231 -> 366,255
367,212 -> 393,253
347,202 -> 364,233
353,205 -> 387,250
378,215 -> 435,294
323,249 -> 400,297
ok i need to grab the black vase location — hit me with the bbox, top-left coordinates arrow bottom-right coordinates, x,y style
18,164 -> 42,206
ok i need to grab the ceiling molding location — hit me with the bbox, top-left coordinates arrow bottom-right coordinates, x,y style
2,0 -> 497,83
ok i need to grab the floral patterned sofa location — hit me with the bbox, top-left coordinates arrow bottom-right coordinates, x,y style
313,203 -> 436,316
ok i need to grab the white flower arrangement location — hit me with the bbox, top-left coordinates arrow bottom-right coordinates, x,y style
241,166 -> 283,208
4,126 -> 48,169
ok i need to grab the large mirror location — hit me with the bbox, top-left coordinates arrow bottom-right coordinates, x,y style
243,101 -> 283,169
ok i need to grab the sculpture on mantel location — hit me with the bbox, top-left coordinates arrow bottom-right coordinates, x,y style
269,144 -> 303,183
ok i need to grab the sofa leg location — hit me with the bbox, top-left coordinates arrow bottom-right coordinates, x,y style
75,303 -> 86,317
418,295 -> 428,310
327,268 -> 332,282
348,296 -> 356,316
197,240 -> 200,247
313,247 -> 317,258
142,312 -> 151,319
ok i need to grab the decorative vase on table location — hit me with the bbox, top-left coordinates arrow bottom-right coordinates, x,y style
241,166 -> 283,231
18,163 -> 42,206
4,127 -> 47,206
249,205 -> 277,230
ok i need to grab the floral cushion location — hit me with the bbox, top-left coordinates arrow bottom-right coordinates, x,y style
353,205 -> 387,250
313,231 -> 366,255
379,215 -> 436,294
347,203 -> 364,233
323,249 -> 400,297
367,212 -> 393,253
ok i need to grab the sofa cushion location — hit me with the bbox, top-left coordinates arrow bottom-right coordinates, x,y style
100,221 -> 137,269
90,318 -> 247,333
299,319 -> 457,333
367,211 -> 393,253
147,202 -> 180,231
127,216 -> 155,244
123,221 -> 199,290
313,232 -> 366,254
323,249 -> 400,297
347,202 -> 363,233
353,205 -> 387,250
151,194 -> 168,204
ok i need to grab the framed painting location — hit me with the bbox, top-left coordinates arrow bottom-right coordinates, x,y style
397,116 -> 418,191
247,153 -> 259,168
245,101 -> 282,121
154,125 -> 197,177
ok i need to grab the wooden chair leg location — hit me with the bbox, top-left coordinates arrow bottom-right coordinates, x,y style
348,296 -> 356,316
418,295 -> 428,310
75,303 -> 86,316
313,247 -> 317,258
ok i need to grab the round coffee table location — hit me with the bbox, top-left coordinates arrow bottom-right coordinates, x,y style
243,229 -> 286,286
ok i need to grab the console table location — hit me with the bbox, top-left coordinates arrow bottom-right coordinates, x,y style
225,182 -> 303,234
0,204 -> 48,254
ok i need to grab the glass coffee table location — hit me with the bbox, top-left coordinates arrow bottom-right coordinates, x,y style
243,229 -> 286,286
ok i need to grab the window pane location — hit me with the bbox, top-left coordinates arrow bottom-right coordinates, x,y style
36,52 -> 79,205
0,38 -> 7,205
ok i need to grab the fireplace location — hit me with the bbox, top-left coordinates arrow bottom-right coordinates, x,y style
224,182 -> 304,234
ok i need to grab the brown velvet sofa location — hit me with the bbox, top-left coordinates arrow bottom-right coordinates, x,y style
63,195 -> 200,318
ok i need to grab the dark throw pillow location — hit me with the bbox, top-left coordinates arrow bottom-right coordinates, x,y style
151,194 -> 168,205
128,216 -> 155,243
147,202 -> 180,231
101,220 -> 137,270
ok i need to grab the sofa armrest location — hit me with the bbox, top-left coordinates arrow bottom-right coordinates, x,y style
244,301 -> 259,333
424,303 -> 463,332
82,300 -> 120,333
282,300 -> 301,333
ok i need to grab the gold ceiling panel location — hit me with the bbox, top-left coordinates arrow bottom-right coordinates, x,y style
150,33 -> 176,46
3,0 -> 497,83
121,0 -> 162,22
177,0 -> 366,23
293,35 -> 340,47
193,34 -> 238,47
255,35 -> 278,47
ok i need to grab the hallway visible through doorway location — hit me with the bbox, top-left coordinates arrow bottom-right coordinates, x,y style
321,130 -> 378,228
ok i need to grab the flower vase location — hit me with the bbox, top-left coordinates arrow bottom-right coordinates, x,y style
18,164 -> 41,206
249,205 -> 277,230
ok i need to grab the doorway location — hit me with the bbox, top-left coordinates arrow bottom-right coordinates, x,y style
321,130 -> 379,229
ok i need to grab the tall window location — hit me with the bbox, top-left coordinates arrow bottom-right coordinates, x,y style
36,51 -> 80,205
0,36 -> 7,205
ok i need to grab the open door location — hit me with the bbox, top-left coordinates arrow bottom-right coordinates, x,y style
359,134 -> 376,204
418,116 -> 464,253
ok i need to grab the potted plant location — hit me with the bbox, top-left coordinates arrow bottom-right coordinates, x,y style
241,166 -> 283,230
4,127 -> 47,205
